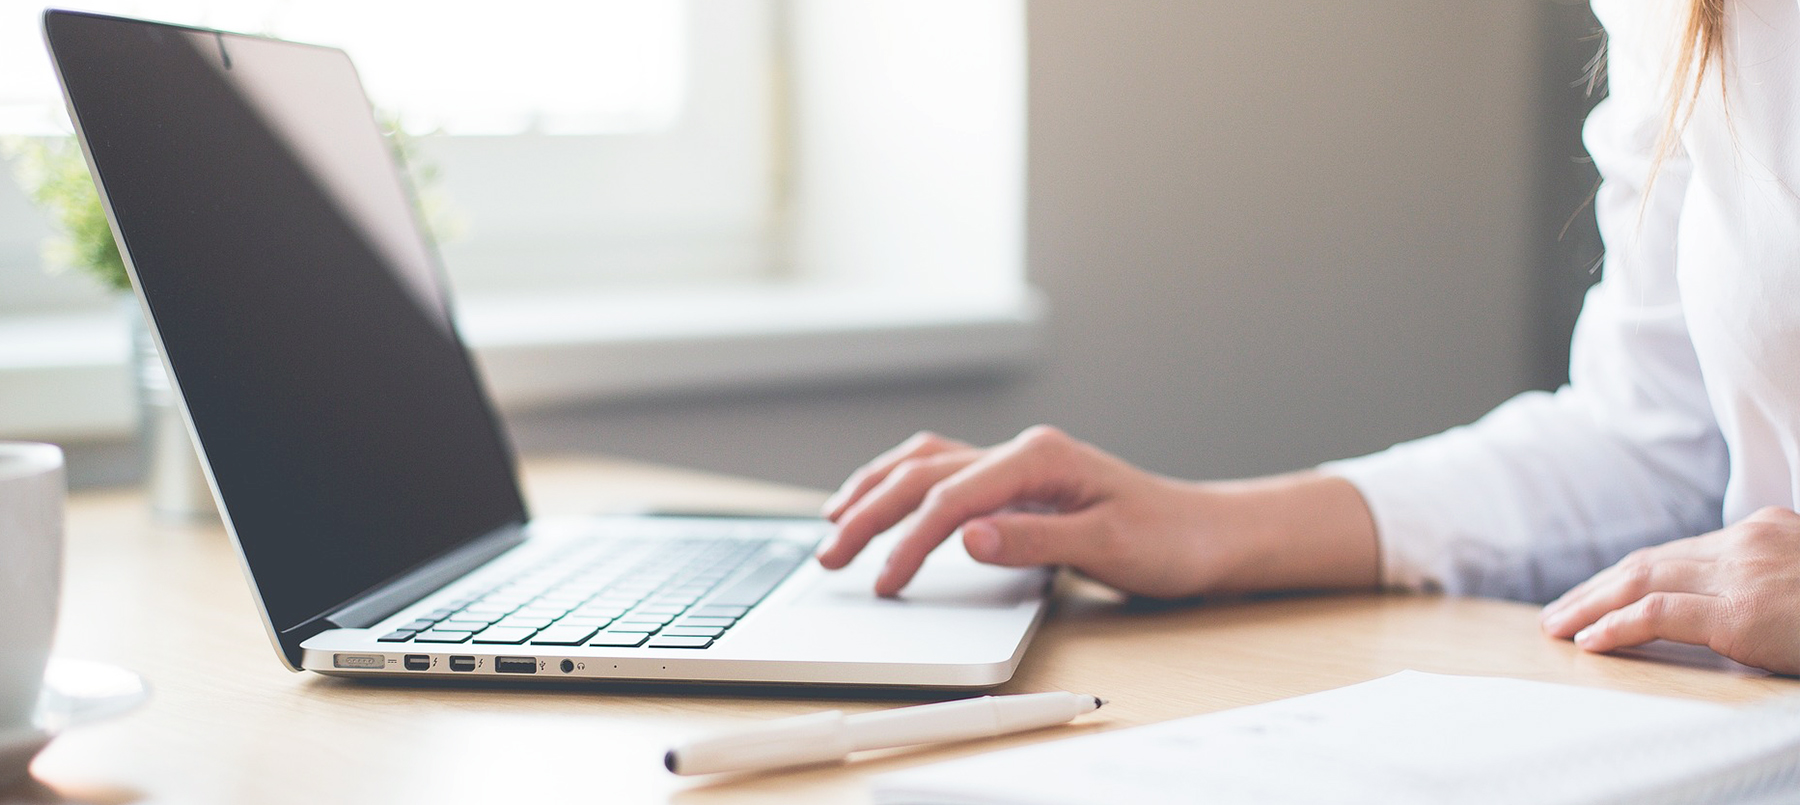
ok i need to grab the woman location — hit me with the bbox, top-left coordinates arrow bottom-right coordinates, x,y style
814,0 -> 1800,675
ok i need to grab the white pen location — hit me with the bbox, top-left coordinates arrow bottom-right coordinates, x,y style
664,691 -> 1105,776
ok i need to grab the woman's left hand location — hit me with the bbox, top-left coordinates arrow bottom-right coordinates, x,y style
1540,507 -> 1800,675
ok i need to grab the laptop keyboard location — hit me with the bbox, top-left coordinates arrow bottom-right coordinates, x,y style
375,527 -> 813,650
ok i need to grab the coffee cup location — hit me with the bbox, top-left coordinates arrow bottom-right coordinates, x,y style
0,442 -> 64,782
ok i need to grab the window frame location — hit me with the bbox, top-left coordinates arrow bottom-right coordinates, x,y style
0,0 -> 1040,443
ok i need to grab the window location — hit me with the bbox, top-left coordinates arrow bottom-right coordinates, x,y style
0,1 -> 1035,440
1,0 -> 773,309
2,2 -> 690,136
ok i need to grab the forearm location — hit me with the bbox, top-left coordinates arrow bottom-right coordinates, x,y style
1200,471 -> 1381,594
818,426 -> 1384,599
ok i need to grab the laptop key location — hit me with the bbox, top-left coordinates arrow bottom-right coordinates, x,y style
633,604 -> 687,615
660,626 -> 724,638
377,630 -> 416,642
589,632 -> 650,647
611,621 -> 667,634
538,592 -> 589,605
492,616 -> 554,630
472,626 -> 538,644
414,629 -> 474,643
647,635 -> 714,649
473,599 -> 529,612
440,624 -> 492,638
463,603 -> 517,615
675,616 -> 736,629
530,625 -> 600,646
591,594 -> 642,606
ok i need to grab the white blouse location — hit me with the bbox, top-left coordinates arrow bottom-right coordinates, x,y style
1323,0 -> 1800,602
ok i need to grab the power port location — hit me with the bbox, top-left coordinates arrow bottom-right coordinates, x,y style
403,654 -> 430,671
560,659 -> 575,674
495,656 -> 537,674
449,656 -> 476,672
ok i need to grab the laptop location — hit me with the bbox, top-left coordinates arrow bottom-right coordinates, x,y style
42,9 -> 1050,689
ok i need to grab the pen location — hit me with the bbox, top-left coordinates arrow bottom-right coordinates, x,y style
664,691 -> 1105,776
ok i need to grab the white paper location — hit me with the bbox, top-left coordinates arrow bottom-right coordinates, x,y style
873,671 -> 1800,805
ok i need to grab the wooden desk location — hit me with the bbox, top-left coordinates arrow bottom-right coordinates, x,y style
15,456 -> 1800,804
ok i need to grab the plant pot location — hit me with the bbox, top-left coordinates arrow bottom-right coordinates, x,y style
123,299 -> 217,522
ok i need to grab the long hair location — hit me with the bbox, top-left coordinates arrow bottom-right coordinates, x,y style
1647,0 -> 1727,194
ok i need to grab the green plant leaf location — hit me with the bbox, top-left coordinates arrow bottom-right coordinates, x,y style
3,135 -> 130,293
4,110 -> 454,298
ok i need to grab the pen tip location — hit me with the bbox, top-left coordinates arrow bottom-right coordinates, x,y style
663,750 -> 678,774
1093,696 -> 1106,710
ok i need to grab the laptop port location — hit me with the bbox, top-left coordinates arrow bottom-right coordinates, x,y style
449,656 -> 476,672
403,654 -> 430,671
495,656 -> 537,674
332,653 -> 383,669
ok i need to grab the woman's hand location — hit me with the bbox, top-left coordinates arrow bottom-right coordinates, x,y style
1540,507 -> 1800,675
814,426 -> 1380,598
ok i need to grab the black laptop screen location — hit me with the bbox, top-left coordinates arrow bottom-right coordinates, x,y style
45,12 -> 528,632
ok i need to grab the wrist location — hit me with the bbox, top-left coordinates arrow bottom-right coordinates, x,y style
1198,471 -> 1380,594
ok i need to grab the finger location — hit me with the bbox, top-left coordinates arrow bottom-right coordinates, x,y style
1543,576 -> 1606,623
1542,537 -> 1715,621
961,510 -> 1106,568
1541,558 -> 1714,638
876,428 -> 1097,596
816,449 -> 980,570
1573,591 -> 1721,653
822,432 -> 970,522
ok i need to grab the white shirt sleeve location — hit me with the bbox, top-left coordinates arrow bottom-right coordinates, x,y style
1318,6 -> 1728,603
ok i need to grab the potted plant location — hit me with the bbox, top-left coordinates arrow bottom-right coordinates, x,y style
6,122 -> 451,521
6,135 -> 217,520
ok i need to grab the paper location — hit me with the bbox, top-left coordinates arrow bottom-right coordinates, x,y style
873,671 -> 1800,805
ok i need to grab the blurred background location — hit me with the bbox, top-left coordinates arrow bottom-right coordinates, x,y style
0,0 -> 1604,494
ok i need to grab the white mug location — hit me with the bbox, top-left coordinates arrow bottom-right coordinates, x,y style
0,443 -> 64,739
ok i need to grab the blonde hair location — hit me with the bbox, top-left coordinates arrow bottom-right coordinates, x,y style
1648,0 -> 1726,193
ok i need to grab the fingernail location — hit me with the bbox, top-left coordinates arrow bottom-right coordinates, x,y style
964,522 -> 1000,561
1541,610 -> 1567,632
1573,626 -> 1595,646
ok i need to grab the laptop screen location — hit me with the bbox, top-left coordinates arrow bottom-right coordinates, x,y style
45,12 -> 528,633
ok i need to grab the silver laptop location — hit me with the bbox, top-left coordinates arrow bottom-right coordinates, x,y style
43,9 -> 1049,689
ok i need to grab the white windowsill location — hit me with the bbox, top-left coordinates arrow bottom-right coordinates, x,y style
0,284 -> 1046,441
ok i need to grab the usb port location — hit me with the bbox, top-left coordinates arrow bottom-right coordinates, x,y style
449,656 -> 476,672
495,656 -> 537,674
403,654 -> 430,671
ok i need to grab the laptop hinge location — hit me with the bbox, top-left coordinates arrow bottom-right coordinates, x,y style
314,523 -> 528,631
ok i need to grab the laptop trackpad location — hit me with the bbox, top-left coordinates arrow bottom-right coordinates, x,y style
791,540 -> 1043,610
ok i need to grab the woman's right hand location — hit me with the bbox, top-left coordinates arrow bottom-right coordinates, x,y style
813,426 -> 1380,599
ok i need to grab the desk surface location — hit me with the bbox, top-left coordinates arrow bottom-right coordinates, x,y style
17,456 -> 1800,804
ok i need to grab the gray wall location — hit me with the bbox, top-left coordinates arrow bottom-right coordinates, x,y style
499,0 -> 1602,491
1528,0 -> 1607,389
66,0 -> 1607,493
